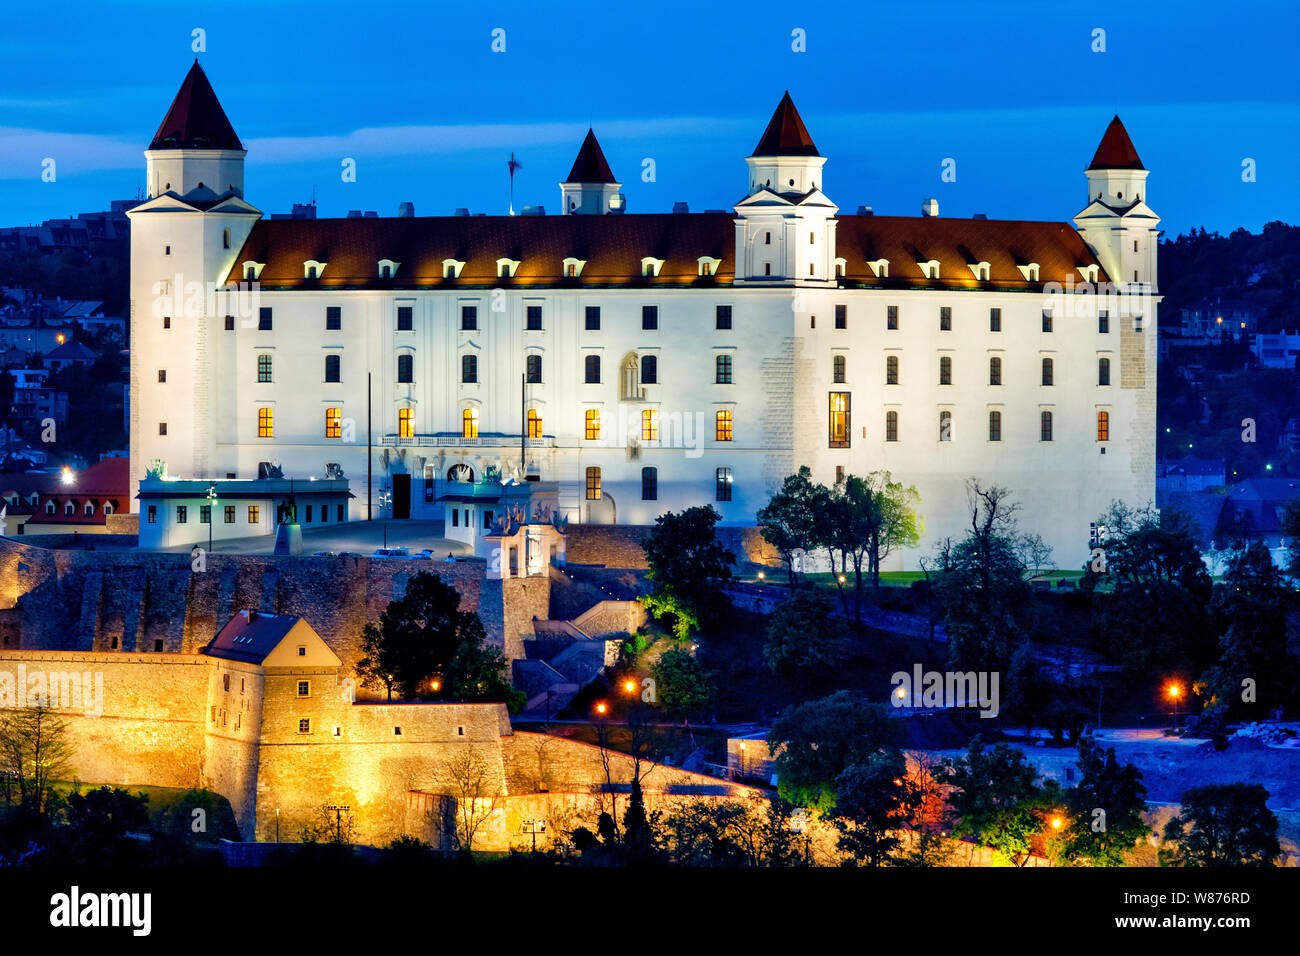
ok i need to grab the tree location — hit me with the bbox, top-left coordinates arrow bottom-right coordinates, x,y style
932,481 -> 1032,673
894,752 -> 954,867
53,787 -> 151,866
830,750 -> 909,867
1199,540 -> 1295,716
768,692 -> 898,812
1004,643 -> 1054,739
1160,783 -> 1280,867
640,506 -> 735,638
355,572 -> 511,702
940,737 -> 1051,866
1092,502 -> 1218,679
437,748 -> 504,854
1283,500 -> 1300,577
861,471 -> 922,588
650,647 -> 713,720
763,589 -> 850,686
757,467 -> 822,587
1054,738 -> 1149,866
0,705 -> 71,815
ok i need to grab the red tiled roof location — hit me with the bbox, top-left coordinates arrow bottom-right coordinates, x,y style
227,212 -> 1105,290
752,92 -> 819,157
206,610 -> 301,664
565,129 -> 617,184
150,61 -> 243,151
1088,115 -> 1144,170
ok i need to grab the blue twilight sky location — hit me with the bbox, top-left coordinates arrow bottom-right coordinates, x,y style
1,0 -> 1296,236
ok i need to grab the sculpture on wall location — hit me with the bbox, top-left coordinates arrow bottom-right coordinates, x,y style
145,459 -> 167,480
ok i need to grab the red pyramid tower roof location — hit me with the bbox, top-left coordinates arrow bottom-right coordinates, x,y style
1088,115 -> 1144,170
565,129 -> 617,184
752,92 -> 819,157
149,61 -> 243,150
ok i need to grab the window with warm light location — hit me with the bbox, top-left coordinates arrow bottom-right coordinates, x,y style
1097,410 -> 1110,441
715,409 -> 733,441
258,407 -> 273,438
399,408 -> 414,438
527,409 -> 542,438
585,409 -> 600,440
642,409 -> 659,442
828,393 -> 850,448
462,407 -> 479,439
326,407 -> 342,438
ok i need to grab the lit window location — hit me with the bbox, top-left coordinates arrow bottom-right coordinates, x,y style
586,467 -> 601,500
258,407 -> 273,438
1097,411 -> 1110,442
326,407 -> 342,438
585,409 -> 600,440
462,408 -> 479,439
829,393 -> 850,448
527,409 -> 542,438
248,505 -> 260,523
715,409 -> 733,441
642,409 -> 659,442
399,408 -> 414,438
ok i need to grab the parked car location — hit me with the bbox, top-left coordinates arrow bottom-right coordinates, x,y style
370,547 -> 410,558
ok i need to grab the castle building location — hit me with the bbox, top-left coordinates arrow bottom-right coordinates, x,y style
128,64 -> 1158,568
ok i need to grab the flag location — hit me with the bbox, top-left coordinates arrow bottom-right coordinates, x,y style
508,153 -> 522,178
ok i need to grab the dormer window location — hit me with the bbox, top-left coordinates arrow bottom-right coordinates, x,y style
640,257 -> 664,278
45,502 -> 54,515
441,259 -> 463,279
496,258 -> 520,278
84,502 -> 94,517
868,259 -> 889,278
697,256 -> 721,277
834,257 -> 846,278
379,259 -> 401,279
64,502 -> 74,516
1018,263 -> 1041,282
104,502 -> 113,515
920,259 -> 940,280
1080,264 -> 1100,283
303,259 -> 327,279
563,257 -> 587,278
242,261 -> 264,281
968,261 -> 990,281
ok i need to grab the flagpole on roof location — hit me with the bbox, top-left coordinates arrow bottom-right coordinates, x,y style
508,152 -> 522,215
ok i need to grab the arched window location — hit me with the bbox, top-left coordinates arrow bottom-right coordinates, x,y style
585,354 -> 601,384
886,355 -> 899,385
461,407 -> 479,439
527,409 -> 542,438
325,407 -> 341,438
397,353 -> 413,384
939,356 -> 952,385
526,354 -> 542,383
324,354 -> 340,382
939,410 -> 952,442
1040,410 -> 1053,442
584,409 -> 600,440
1097,410 -> 1110,441
716,409 -> 733,441
1098,357 -> 1111,386
885,410 -> 899,442
258,407 -> 273,438
716,354 -> 733,384
989,356 -> 1001,386
989,410 -> 1002,441
399,408 -> 414,438
641,466 -> 658,500
641,355 -> 657,384
1041,357 -> 1054,386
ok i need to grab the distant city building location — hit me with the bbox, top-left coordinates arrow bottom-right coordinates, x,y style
1217,477 -> 1300,550
1253,331 -> 1300,369
20,456 -> 129,535
42,338 -> 98,371
0,198 -> 135,253
1156,455 -> 1226,492
0,321 -> 73,355
1179,298 -> 1258,342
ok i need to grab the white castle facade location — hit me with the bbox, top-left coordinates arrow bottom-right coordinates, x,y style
128,65 -> 1158,568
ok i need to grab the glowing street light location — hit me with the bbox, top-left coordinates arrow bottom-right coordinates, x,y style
594,701 -> 607,716
1167,682 -> 1182,730
1050,817 -> 1063,830
60,467 -> 74,486
622,679 -> 636,694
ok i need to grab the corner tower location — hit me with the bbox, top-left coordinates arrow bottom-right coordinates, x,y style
127,62 -> 261,497
734,92 -> 838,285
1073,116 -> 1160,290
560,130 -> 623,214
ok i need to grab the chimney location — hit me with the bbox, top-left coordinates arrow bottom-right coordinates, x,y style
397,202 -> 415,218
346,210 -> 362,218
857,205 -> 873,216
672,201 -> 690,214
972,212 -> 987,220
921,198 -> 939,217
453,208 -> 470,217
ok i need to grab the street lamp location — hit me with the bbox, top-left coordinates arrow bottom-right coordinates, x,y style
622,679 -> 637,695
275,807 -> 280,843
206,482 -> 218,554
1167,682 -> 1182,730
520,818 -> 547,853
594,701 -> 607,716
379,485 -> 392,547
